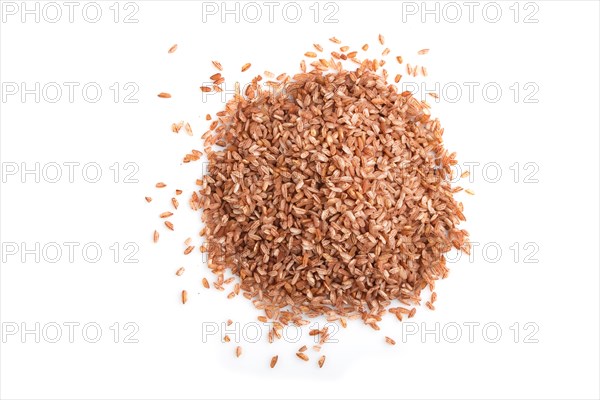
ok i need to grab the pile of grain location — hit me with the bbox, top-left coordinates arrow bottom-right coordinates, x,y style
192,53 -> 469,328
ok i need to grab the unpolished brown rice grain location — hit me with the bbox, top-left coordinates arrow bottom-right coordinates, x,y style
165,221 -> 174,231
168,44 -> 178,53
155,182 -> 166,188
418,48 -> 430,55
184,246 -> 194,255
202,278 -> 210,289
296,353 -> 309,362
145,197 -> 152,203
157,92 -> 171,98
241,63 -> 251,72
171,198 -> 179,209
212,60 -> 223,71
236,346 -> 242,357
318,355 -> 326,368
385,336 -> 396,345
153,230 -> 159,243
159,212 -> 173,218
181,290 -> 188,304
176,267 -> 185,276
270,355 -> 278,368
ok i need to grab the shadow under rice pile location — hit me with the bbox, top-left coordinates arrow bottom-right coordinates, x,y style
192,46 -> 470,329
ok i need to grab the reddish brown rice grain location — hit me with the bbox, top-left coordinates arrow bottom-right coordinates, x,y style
329,36 -> 341,44
171,121 -> 183,133
200,86 -> 212,93
165,221 -> 174,231
212,60 -> 223,71
426,301 -> 435,310
340,318 -> 347,328
159,211 -> 173,218
418,48 -> 430,55
157,92 -> 171,98
257,316 -> 268,323
465,189 -> 475,195
153,230 -> 159,243
421,66 -> 428,76
318,355 -> 326,368
394,74 -> 402,83
210,73 -> 222,81
168,44 -> 178,54
313,43 -> 323,52
382,48 -> 390,56
155,182 -> 166,188
241,63 -> 251,72
304,52 -> 317,58
298,345 -> 307,352
183,122 -> 193,136
175,189 -> 183,195
171,198 -> 179,210
396,56 -> 403,64
184,246 -> 194,255
296,353 -> 309,362
223,335 -> 230,342
176,267 -> 185,276
270,355 -> 278,368
431,292 -> 438,303
227,319 -> 233,326
181,290 -> 188,304
205,114 -> 212,121
362,44 -> 369,51
202,278 -> 210,289
236,346 -> 242,358
347,51 -> 358,58
428,92 -> 439,99
385,336 -> 396,345
409,308 -> 417,318
145,196 -> 152,203
340,45 -> 349,52
378,34 -> 385,45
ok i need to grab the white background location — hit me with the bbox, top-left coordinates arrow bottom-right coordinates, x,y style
1,1 -> 599,399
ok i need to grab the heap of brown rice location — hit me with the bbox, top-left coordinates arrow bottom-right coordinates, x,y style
192,48 -> 469,329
